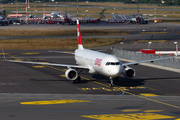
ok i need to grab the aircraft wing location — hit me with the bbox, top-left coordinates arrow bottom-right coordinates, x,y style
2,49 -> 88,69
122,55 -> 177,66
122,44 -> 178,66
5,59 -> 89,69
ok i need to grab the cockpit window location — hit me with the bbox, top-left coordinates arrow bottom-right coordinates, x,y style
105,62 -> 120,66
116,62 -> 120,65
106,62 -> 110,65
111,63 -> 115,65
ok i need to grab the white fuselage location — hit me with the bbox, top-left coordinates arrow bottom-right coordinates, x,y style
75,49 -> 123,77
51,12 -> 61,18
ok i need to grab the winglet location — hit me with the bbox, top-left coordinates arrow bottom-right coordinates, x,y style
2,48 -> 7,61
77,19 -> 84,50
176,44 -> 178,57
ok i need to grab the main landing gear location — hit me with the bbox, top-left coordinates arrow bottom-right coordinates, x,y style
73,69 -> 83,83
73,76 -> 81,83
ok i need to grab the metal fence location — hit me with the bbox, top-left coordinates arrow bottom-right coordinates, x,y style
113,48 -> 180,69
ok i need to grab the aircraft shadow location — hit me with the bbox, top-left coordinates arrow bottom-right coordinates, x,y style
30,74 -> 179,87
91,74 -> 145,87
91,74 -> 180,87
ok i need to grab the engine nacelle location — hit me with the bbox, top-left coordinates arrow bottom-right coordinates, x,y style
65,68 -> 78,80
123,66 -> 136,79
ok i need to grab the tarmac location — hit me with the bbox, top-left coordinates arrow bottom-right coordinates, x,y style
0,22 -> 180,120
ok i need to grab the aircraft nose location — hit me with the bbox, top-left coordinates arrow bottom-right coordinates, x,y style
114,66 -> 122,76
108,65 -> 122,77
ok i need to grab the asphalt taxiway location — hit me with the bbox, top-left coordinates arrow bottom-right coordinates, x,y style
0,48 -> 180,120
0,22 -> 180,120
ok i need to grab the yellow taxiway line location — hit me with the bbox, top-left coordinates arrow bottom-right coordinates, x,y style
21,99 -> 91,105
82,113 -> 175,120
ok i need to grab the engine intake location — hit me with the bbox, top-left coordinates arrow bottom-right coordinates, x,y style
65,68 -> 78,80
123,66 -> 136,79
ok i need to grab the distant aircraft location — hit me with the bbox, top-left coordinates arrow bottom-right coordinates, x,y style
2,20 -> 178,87
50,7 -> 75,25
51,12 -> 61,18
50,5 -> 61,18
60,7 -> 76,25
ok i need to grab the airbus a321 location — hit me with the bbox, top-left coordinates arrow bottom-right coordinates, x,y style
3,20 -> 178,87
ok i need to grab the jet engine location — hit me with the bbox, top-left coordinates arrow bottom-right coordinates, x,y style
65,68 -> 78,80
123,66 -> 136,79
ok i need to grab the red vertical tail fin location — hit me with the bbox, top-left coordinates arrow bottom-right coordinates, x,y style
77,20 -> 84,50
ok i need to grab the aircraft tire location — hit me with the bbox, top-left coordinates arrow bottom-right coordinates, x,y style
109,83 -> 114,87
77,76 -> 81,83
73,80 -> 76,84
72,76 -> 81,83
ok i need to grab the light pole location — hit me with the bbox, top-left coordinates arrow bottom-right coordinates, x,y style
154,4 -> 157,23
26,0 -> 28,24
16,2 -> 18,17
137,0 -> 139,16
43,4 -> 46,18
77,0 -> 78,17
174,42 -> 178,55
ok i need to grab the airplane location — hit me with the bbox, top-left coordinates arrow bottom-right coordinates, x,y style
50,4 -> 61,19
51,12 -> 61,18
49,7 -> 75,24
59,7 -> 76,25
2,19 -> 178,87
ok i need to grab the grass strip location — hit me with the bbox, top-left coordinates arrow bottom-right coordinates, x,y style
0,29 -> 129,36
0,38 -> 124,50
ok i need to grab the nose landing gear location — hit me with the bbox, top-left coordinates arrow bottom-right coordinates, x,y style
109,77 -> 119,87
109,77 -> 114,87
